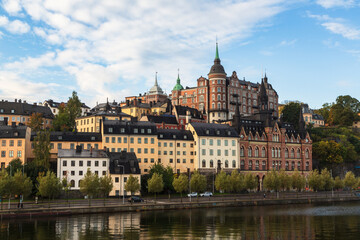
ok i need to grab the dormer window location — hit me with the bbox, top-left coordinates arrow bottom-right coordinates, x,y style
159,134 -> 163,138
120,128 -> 125,133
227,131 -> 231,136
173,135 -> 176,139
11,109 -> 15,113
147,129 -> 152,134
216,130 -> 220,135
184,135 -> 187,139
206,130 -> 210,135
91,136 -> 95,140
58,136 -> 62,140
14,132 -> 18,136
134,128 -> 138,133
141,129 -> 145,133
109,127 -> 113,133
0,109 -> 3,113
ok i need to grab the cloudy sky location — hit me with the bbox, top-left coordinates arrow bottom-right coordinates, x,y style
0,0 -> 359,108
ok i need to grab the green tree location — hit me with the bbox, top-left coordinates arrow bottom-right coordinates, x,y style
308,170 -> 324,191
13,170 -> 32,200
244,173 -> 257,192
62,177 -> 71,205
37,171 -> 62,207
279,170 -> 291,191
344,171 -> 357,190
263,170 -> 281,192
314,103 -> 332,124
29,112 -> 44,131
333,176 -> 344,190
125,175 -> 141,197
5,158 -> 23,175
53,103 -> 71,131
215,170 -> 231,194
172,174 -> 188,202
33,130 -> 51,169
291,170 -> 306,193
66,91 -> 82,130
281,102 -> 301,131
99,174 -> 113,206
320,168 -> 334,191
147,173 -> 164,202
230,170 -> 245,193
313,141 -> 345,166
80,169 -> 100,206
190,171 -> 207,201
149,163 -> 174,193
0,171 -> 14,209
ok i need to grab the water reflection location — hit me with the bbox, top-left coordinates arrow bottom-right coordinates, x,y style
0,202 -> 360,239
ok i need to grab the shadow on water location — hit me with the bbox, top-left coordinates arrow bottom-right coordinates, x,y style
0,201 -> 360,239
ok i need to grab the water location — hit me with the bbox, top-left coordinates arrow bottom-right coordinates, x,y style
1,202 -> 360,239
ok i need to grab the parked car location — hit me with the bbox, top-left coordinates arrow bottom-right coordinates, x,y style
128,196 -> 144,203
187,192 -> 198,197
200,192 -> 213,197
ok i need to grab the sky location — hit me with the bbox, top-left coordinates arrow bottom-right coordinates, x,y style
0,0 -> 359,109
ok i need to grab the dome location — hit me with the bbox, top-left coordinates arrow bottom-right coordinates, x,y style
172,73 -> 184,91
148,73 -> 164,95
208,43 -> 226,75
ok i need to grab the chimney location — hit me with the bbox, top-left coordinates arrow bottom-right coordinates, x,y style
11,122 -> 16,128
19,99 -> 21,103
76,145 -> 82,153
134,99 -> 137,107
15,99 -> 17,103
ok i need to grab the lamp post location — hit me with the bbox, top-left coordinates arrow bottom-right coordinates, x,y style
118,165 -> 125,204
22,163 -> 27,175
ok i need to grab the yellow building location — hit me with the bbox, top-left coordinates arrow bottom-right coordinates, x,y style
0,99 -> 54,128
121,99 -> 151,119
76,113 -> 131,133
150,101 -> 169,115
0,125 -> 31,168
102,120 -> 158,174
157,129 -> 195,174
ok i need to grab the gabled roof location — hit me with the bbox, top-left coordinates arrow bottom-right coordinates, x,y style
174,105 -> 204,119
145,115 -> 178,125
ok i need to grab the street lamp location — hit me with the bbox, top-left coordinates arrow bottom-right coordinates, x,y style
118,165 -> 125,204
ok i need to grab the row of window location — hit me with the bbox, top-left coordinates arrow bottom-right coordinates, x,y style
240,147 -> 310,159
158,142 -> 192,148
36,143 -> 100,150
201,159 -> 236,168
62,160 -> 107,167
157,158 -> 194,164
201,149 -> 236,156
1,139 -> 22,147
201,139 -> 236,146
239,160 -> 310,171
105,137 -> 155,144
1,150 -> 22,158
108,127 -> 152,134
0,116 -> 50,124
62,170 -> 107,177
158,150 -> 192,156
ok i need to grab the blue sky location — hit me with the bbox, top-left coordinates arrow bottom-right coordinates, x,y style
0,0 -> 359,109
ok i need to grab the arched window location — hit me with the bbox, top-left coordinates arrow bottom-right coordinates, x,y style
243,106 -> 246,112
291,149 -> 295,158
241,160 -> 245,170
217,94 -> 221,100
297,149 -> 301,158
199,95 -> 204,102
210,160 -> 214,168
212,103 -> 215,109
248,135 -> 252,140
202,160 -> 206,168
70,180 -> 75,188
232,160 -> 236,168
255,147 -> 259,157
262,161 -> 266,170
199,103 -> 204,111
212,94 -> 215,101
240,146 -> 245,157
297,161 -> 301,170
285,161 -> 289,170
223,94 -> 226,101
217,102 -> 221,109
78,180 -> 82,188
272,148 -> 275,158
291,161 -> 295,170
223,102 -> 226,109
255,160 -> 259,170
305,149 -> 309,159
225,160 -> 229,168
248,147 -> 252,157
306,161 -> 309,171
249,160 -> 253,170
262,147 -> 266,157
278,148 -> 281,158
285,148 -> 289,158
275,148 -> 278,158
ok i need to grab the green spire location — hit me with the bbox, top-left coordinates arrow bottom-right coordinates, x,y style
173,69 -> 184,91
215,42 -> 219,60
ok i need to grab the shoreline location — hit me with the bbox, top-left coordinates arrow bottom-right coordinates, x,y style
1,195 -> 359,220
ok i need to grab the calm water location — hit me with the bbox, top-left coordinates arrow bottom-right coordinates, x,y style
1,202 -> 360,239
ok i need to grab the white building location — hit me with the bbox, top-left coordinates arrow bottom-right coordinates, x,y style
57,148 -> 109,189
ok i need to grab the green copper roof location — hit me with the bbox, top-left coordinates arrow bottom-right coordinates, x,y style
215,42 -> 219,60
172,73 -> 184,91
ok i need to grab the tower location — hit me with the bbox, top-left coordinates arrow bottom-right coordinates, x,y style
208,42 -> 227,123
172,70 -> 184,105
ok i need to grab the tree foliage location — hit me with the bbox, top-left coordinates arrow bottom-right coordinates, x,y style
29,112 -> 44,131
333,176 -> 344,190
344,171 -> 357,189
320,168 -> 334,191
244,173 -> 257,192
281,102 -> 301,131
291,170 -> 306,191
313,140 -> 345,165
308,170 -> 324,191
125,175 -> 141,196
33,130 -> 51,169
53,103 -> 71,131
147,173 -> 164,201
263,170 -> 281,192
149,163 -> 174,193
230,170 -> 245,193
80,169 -> 100,206
37,171 -> 62,201
99,174 -> 113,199
215,170 -> 231,193
172,174 -> 188,201
279,170 -> 291,191
190,171 -> 207,194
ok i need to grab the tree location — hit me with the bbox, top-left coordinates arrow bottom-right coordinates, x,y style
215,170 -> 231,194
281,102 -> 301,131
314,103 -> 332,124
62,177 -> 71,205
66,91 -> 82,130
244,173 -> 257,192
0,171 -> 14,209
13,170 -> 33,201
312,141 -> 345,166
263,170 -> 281,192
190,171 -> 207,201
125,175 -> 141,203
99,174 -> 113,206
5,158 -> 23,175
344,171 -> 357,190
37,171 -> 62,207
291,170 -> 306,193
53,103 -> 71,131
147,173 -> 164,202
80,169 -> 100,206
149,163 -> 174,193
320,168 -> 334,191
172,174 -> 188,202
333,176 -> 344,190
308,170 -> 324,191
279,170 -> 291,191
230,170 -> 245,193
33,130 -> 51,169
29,112 -> 44,131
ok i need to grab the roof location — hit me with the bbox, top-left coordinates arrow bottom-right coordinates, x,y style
103,120 -> 157,135
148,74 -> 164,95
209,43 -> 226,75
108,151 -> 141,175
31,131 -> 102,142
173,74 -> 184,91
190,122 -> 238,137
174,105 -> 204,119
145,115 -> 178,125
0,125 -> 28,139
0,100 -> 54,119
58,149 -> 108,158
157,129 -> 194,140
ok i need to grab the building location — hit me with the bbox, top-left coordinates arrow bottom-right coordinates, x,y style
140,115 -> 179,130
157,129 -> 195,174
0,124 -> 31,168
0,99 -> 54,128
108,151 -> 141,197
302,104 -> 325,127
187,122 -> 239,172
173,105 -> 206,129
121,99 -> 151,119
41,99 -> 90,116
171,43 -> 278,123
57,148 -> 109,189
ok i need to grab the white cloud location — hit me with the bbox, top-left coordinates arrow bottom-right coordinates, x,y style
1,0 -> 22,15
308,13 -> 360,40
0,15 -> 30,34
0,0 -> 289,105
279,39 -> 297,46
316,0 -> 357,8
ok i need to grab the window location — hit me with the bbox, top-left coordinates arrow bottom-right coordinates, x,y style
286,161 -> 289,170
201,139 -> 206,145
305,149 -> 309,159
291,149 -> 295,158
151,158 -> 154,163
17,151 -> 22,157
232,140 -> 236,146
248,160 -> 253,170
241,160 -> 245,170
130,138 -> 134,143
291,161 -> 295,170
306,162 -> 309,171
103,171 -> 106,176
224,140 -> 228,146
209,149 -> 214,156
71,161 -> 75,167
17,140 -> 22,147
285,149 -> 289,158
71,171 -> 75,176
297,149 -> 301,158
1,140 -> 5,146
63,160 -> 67,167
202,160 -> 206,168
95,161 -> 99,167
217,139 -> 221,146
209,139 -> 213,146
70,143 -> 75,149
240,147 -> 244,157
217,149 -> 221,156
79,171 -> 83,176
1,151 -> 5,157
138,138 -> 142,144
124,137 -> 127,143
202,149 -> 206,155
79,161 -> 83,167
144,138 -> 148,144
232,160 -> 236,168
262,147 -> 266,157
262,161 -> 266,170
297,161 -> 301,170
9,140 -> 14,146
137,148 -> 141,154
151,138 -> 155,144
115,177 -> 119,183
112,137 -> 115,143
248,147 -> 252,157
255,147 -> 259,157
144,158 -> 148,163
144,148 -> 148,154
225,150 -> 228,156
87,161 -> 91,167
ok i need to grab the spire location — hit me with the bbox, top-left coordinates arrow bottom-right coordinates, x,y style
155,72 -> 158,86
263,70 -> 268,83
209,41 -> 226,75
215,41 -> 219,60
177,69 -> 181,84
259,79 -> 268,107
172,69 -> 184,91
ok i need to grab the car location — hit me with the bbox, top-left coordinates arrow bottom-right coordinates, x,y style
187,192 -> 198,197
200,192 -> 213,197
128,196 -> 144,203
